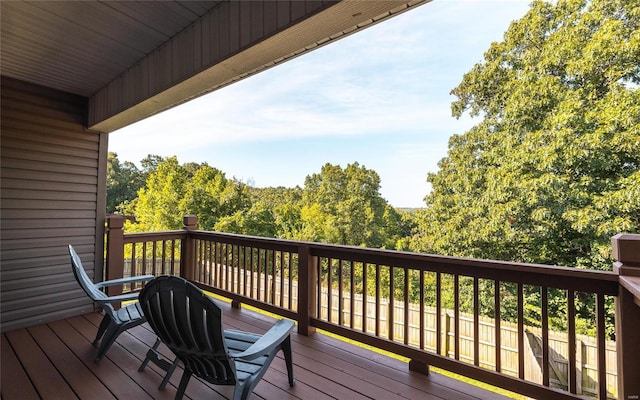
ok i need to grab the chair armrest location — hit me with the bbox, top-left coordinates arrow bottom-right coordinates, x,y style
94,292 -> 142,304
94,275 -> 154,289
229,319 -> 294,361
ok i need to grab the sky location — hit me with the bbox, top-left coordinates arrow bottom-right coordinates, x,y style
109,0 -> 532,208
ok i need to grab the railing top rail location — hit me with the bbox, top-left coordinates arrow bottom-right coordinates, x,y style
185,230 -> 618,295
307,241 -> 619,295
309,241 -> 615,275
122,228 -> 618,295
188,230 -> 301,252
123,230 -> 187,243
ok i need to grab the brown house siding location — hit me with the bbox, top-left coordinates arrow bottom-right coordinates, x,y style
1,77 -> 107,332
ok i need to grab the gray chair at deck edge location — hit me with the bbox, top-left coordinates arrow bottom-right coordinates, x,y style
68,244 -> 154,362
138,275 -> 295,400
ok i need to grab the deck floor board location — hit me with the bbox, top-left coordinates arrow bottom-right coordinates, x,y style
2,301 -> 511,400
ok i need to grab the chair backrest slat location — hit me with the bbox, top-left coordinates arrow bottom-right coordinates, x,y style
139,276 -> 237,385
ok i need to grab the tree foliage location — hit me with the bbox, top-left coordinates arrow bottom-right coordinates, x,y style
123,156 -> 190,231
298,162 -> 406,248
121,157 -> 256,233
115,158 -> 408,249
412,0 -> 640,273
106,152 -> 145,214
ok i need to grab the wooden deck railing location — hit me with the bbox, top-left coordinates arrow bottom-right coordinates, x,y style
105,215 -> 640,400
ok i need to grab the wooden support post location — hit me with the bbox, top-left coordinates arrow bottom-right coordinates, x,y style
612,233 -> 640,400
297,245 -> 317,336
182,215 -> 198,281
105,215 -> 125,299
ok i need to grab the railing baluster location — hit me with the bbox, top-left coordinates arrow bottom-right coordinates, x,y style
454,274 -> 459,360
199,240 -> 205,283
327,257 -> 333,323
350,261 -> 355,329
474,277 -> 479,366
263,249 -> 269,302
288,252 -> 293,310
339,259 -> 344,326
419,270 -> 425,350
170,239 -> 176,275
375,264 -> 380,337
404,267 -> 409,345
542,286 -> 550,387
568,289 -> 577,394
142,241 -> 147,275
151,241 -> 157,276
436,272 -> 442,355
209,242 -> 215,286
596,293 -> 606,400
218,242 -> 223,289
389,265 -> 394,342
494,280 -> 501,372
225,243 -> 230,291
317,256 -> 323,319
132,242 -> 137,278
280,251 -> 285,307
256,248 -> 262,300
363,262 -> 368,333
518,283 -> 525,380
271,249 -> 276,304
242,247 -> 247,297
160,240 -> 166,275
233,244 -> 237,294
250,247 -> 255,298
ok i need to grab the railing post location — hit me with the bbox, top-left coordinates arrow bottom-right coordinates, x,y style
181,215 -> 198,281
297,245 -> 317,336
612,233 -> 640,400
105,215 -> 125,298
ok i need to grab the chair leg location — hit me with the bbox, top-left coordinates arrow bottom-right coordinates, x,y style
175,369 -> 192,400
282,336 -> 295,386
159,358 -> 179,390
234,382 -> 251,400
139,338 -> 162,371
94,322 -> 123,362
139,338 -> 179,390
93,314 -> 111,346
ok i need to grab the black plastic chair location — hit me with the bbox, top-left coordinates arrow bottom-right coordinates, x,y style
68,244 -> 154,362
138,275 -> 295,400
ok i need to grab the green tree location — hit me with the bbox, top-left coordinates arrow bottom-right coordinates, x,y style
411,0 -> 639,337
106,152 -> 144,213
249,186 -> 304,239
298,162 -> 404,248
140,154 -> 166,175
413,0 -> 639,270
179,164 -> 251,230
214,201 -> 277,237
124,156 -> 190,231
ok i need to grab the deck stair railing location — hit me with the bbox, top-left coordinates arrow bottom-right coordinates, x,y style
105,215 -> 640,400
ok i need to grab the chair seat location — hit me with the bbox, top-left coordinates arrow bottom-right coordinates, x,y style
115,302 -> 144,324
224,330 -> 270,384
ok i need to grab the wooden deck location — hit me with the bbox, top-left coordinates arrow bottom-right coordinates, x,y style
1,300 -> 511,400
